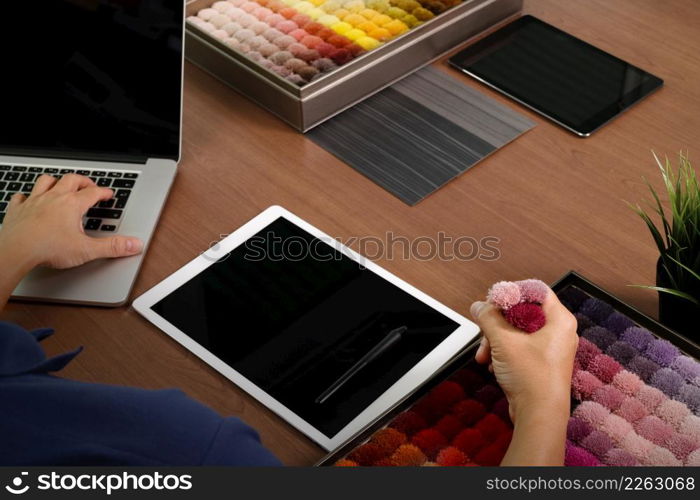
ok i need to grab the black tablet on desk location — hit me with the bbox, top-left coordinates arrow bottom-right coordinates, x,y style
449,15 -> 663,136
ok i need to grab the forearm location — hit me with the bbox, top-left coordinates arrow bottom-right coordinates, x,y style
0,237 -> 37,312
500,401 -> 570,466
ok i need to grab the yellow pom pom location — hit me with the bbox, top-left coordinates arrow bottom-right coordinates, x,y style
344,28 -> 366,40
372,13 -> 392,25
367,27 -> 391,40
359,8 -> 379,19
333,8 -> 350,19
344,13 -> 367,26
412,7 -> 433,21
358,21 -> 378,32
354,36 -> 381,49
384,18 -> 407,35
331,21 -> 353,34
307,7 -> 324,18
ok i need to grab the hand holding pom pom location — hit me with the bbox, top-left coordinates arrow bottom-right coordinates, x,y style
486,279 -> 548,333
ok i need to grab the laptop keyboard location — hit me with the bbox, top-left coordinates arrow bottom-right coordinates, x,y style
0,164 -> 138,232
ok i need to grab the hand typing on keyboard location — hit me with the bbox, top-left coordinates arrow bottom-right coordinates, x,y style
0,174 -> 143,273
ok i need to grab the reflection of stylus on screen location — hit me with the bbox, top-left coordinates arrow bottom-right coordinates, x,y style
315,326 -> 407,405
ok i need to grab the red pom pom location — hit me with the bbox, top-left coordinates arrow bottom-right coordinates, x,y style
389,411 -> 428,436
450,369 -> 485,395
436,446 -> 470,466
347,442 -> 386,465
327,34 -> 351,47
411,429 -> 448,459
346,43 -> 364,56
451,399 -> 486,426
491,397 -> 511,423
493,429 -> 513,451
474,443 -> 507,466
452,428 -> 486,456
370,427 -> 407,455
414,381 -> 465,423
503,302 -> 546,333
373,458 -> 396,466
329,48 -> 352,64
434,415 -> 464,440
474,414 -> 509,441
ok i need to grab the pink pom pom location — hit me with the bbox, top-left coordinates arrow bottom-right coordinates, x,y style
276,20 -> 298,33
289,28 -> 309,41
503,302 -> 546,333
487,281 -> 521,310
275,35 -> 296,49
574,401 -> 610,427
516,279 -> 549,304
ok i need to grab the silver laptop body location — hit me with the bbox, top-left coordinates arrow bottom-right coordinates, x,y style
1,1 -> 185,306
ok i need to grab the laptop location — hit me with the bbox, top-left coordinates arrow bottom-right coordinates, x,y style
0,1 -> 185,306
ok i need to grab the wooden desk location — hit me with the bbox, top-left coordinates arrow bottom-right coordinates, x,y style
4,0 -> 699,465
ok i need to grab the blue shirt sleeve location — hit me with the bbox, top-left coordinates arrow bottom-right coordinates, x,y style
0,321 -> 281,466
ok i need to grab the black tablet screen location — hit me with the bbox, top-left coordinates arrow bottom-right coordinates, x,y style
151,217 -> 459,437
449,15 -> 663,135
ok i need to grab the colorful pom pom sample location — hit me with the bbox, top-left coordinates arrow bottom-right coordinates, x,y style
190,0 -> 464,85
334,284 -> 699,467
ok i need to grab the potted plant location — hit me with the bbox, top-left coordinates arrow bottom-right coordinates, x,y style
630,152 -> 700,339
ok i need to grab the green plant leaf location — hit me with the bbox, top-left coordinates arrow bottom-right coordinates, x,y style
629,285 -> 700,305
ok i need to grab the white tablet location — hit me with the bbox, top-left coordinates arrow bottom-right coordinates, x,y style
133,206 -> 479,450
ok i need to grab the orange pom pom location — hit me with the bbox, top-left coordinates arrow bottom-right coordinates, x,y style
390,444 -> 427,466
335,459 -> 359,466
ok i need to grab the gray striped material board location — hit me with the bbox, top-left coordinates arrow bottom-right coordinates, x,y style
308,66 -> 535,205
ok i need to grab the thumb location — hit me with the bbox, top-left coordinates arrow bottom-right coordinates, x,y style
86,235 -> 144,260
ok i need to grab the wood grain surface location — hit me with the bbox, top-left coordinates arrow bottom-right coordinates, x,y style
3,0 -> 700,466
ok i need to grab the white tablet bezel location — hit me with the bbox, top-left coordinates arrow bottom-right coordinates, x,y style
133,205 -> 479,451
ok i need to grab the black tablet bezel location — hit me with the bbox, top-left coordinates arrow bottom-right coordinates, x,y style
448,15 -> 664,136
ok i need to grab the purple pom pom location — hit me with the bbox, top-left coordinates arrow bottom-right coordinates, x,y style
650,368 -> 684,396
579,298 -> 614,323
567,417 -> 593,443
676,383 -> 700,413
671,356 -> 700,383
574,313 -> 595,335
627,356 -> 661,382
644,339 -> 680,367
606,341 -> 639,365
581,430 -> 614,458
620,327 -> 655,351
601,312 -> 635,335
559,286 -> 589,310
582,326 -> 617,350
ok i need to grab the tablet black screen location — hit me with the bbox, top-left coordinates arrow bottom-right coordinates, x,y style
152,217 -> 459,438
449,15 -> 663,135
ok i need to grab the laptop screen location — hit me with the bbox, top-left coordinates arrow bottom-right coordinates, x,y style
0,1 -> 183,163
